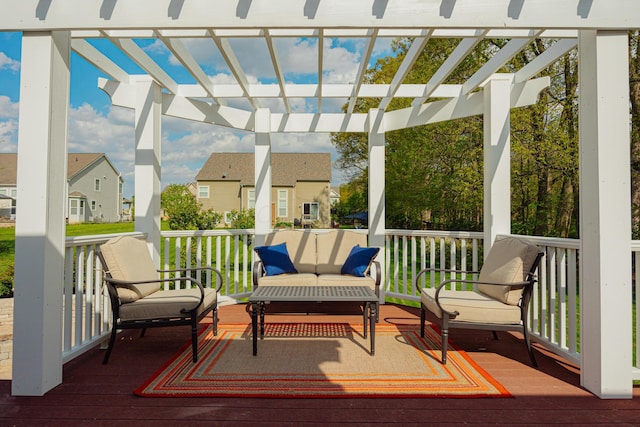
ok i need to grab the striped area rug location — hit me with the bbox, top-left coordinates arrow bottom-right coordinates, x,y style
135,323 -> 510,398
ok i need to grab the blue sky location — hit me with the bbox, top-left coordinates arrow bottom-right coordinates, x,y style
0,32 -> 393,198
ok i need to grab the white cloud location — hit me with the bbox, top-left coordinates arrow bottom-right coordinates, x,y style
0,95 -> 19,119
0,52 -> 20,72
0,120 -> 18,152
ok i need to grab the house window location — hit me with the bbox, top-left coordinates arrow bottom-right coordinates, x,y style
278,190 -> 287,217
303,202 -> 319,221
198,185 -> 209,198
248,189 -> 255,209
224,211 -> 232,224
94,178 -> 101,192
91,200 -> 97,211
70,199 -> 78,215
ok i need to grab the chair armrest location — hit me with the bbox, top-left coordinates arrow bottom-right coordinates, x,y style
157,266 -> 224,292
253,261 -> 264,288
415,267 -> 480,283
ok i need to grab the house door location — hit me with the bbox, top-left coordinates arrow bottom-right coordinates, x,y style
68,199 -> 85,224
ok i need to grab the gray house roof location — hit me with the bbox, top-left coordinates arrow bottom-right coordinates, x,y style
0,153 -> 122,185
196,152 -> 331,186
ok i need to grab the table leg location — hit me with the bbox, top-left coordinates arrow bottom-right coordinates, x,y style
251,302 -> 258,356
363,302 -> 368,338
259,302 -> 265,338
369,302 -> 377,355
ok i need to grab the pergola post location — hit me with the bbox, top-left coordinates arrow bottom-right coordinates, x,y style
368,109 -> 386,301
133,76 -> 162,265
578,30 -> 633,398
482,76 -> 512,249
12,31 -> 70,396
254,108 -> 272,246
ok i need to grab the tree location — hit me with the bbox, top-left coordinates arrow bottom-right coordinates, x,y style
160,184 -> 222,230
332,37 -> 585,237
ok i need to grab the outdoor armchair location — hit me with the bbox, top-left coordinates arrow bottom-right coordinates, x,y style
98,235 -> 223,364
417,235 -> 544,367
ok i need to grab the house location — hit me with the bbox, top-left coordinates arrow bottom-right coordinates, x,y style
195,152 -> 332,227
0,153 -> 124,223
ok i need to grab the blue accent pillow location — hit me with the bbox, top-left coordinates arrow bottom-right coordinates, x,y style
341,245 -> 379,277
254,242 -> 298,276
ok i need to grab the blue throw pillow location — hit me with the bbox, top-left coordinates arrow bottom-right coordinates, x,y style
254,242 -> 298,276
341,245 -> 379,277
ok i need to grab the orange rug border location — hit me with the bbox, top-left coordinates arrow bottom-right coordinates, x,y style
134,323 -> 511,399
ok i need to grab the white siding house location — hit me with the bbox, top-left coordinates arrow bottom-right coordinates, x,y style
0,153 -> 124,223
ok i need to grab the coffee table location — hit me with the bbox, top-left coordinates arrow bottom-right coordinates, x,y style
248,285 -> 379,356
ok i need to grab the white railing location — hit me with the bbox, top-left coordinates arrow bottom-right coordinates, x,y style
384,230 -> 484,301
160,229 -> 255,304
61,229 -> 639,380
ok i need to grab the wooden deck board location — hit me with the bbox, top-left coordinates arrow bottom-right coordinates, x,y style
1,303 -> 639,425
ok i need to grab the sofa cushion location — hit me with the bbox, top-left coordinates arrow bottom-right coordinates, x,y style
100,236 -> 160,303
119,287 -> 218,322
316,230 -> 367,274
254,242 -> 298,276
317,274 -> 376,291
258,273 -> 318,286
265,230 -> 316,274
341,245 -> 379,277
477,236 -> 541,305
421,288 -> 522,324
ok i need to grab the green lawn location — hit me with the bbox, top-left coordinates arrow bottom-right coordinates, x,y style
0,222 -> 138,296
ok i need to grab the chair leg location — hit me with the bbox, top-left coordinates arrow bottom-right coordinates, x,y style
212,307 -> 218,336
441,327 -> 449,365
102,325 -> 118,365
191,320 -> 199,363
522,326 -> 538,368
420,304 -> 426,338
140,327 -> 147,338
441,318 -> 449,365
492,330 -> 499,340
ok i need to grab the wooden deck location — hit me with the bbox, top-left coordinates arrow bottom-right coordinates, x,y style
1,302 -> 639,425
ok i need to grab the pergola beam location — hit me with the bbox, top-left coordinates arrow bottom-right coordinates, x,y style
100,77 -> 548,133
3,0 -> 639,31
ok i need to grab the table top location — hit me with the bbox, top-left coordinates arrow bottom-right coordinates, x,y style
249,285 -> 378,303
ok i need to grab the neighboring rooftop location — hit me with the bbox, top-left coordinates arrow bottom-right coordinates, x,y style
196,153 -> 331,186
0,153 -> 114,185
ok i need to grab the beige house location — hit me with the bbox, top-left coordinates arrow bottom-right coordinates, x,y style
195,152 -> 331,228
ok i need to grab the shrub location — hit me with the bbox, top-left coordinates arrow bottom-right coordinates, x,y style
0,264 -> 14,298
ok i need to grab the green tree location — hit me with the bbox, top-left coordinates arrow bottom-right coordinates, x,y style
161,184 -> 203,230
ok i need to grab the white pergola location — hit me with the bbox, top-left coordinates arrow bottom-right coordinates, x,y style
2,0 -> 638,398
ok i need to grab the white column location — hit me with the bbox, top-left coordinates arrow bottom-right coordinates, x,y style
12,31 -> 70,396
368,109 -> 386,301
482,76 -> 512,247
254,108 -> 272,246
578,30 -> 632,398
133,76 -> 162,265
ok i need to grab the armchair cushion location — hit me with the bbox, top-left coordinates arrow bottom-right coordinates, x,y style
254,242 -> 298,276
99,236 -> 160,303
477,236 -> 541,305
341,245 -> 380,277
119,287 -> 218,321
421,288 -> 522,324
